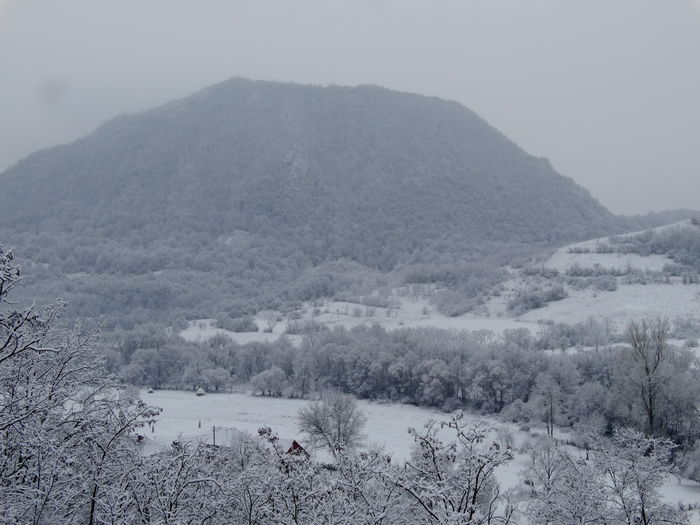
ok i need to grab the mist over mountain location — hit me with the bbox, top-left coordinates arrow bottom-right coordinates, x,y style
0,78 -> 621,326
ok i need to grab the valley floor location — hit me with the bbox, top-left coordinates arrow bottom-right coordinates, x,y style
141,388 -> 700,520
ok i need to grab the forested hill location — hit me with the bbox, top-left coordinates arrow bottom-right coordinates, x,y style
0,78 -> 620,325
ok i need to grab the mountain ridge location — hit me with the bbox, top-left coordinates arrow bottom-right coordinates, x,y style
0,77 -> 626,324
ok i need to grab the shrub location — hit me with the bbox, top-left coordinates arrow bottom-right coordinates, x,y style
507,285 -> 567,315
218,315 -> 259,332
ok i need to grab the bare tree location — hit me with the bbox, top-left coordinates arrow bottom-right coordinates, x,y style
531,372 -> 563,437
624,318 -> 671,434
396,413 -> 514,525
524,437 -> 607,525
298,391 -> 367,459
596,428 -> 686,525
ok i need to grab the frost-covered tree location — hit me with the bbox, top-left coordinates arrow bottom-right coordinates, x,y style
298,391 -> 367,459
523,437 -> 607,525
596,428 -> 687,525
127,442 -> 223,524
395,412 -> 514,524
0,245 -> 159,524
530,372 -> 564,437
522,430 -> 689,525
622,319 -> 672,434
250,365 -> 286,396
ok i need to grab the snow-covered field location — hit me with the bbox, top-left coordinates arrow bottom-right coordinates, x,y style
179,319 -> 303,345
502,221 -> 700,328
540,223 -> 687,273
141,389 -> 700,515
545,247 -> 670,273
180,298 -> 541,345
287,297 -> 539,334
521,284 -> 700,327
143,388 -> 452,460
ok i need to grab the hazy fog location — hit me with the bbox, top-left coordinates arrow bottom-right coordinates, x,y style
1,0 -> 698,215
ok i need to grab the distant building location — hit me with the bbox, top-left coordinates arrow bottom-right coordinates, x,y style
286,440 -> 309,457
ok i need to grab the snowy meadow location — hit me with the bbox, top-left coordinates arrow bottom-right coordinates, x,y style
143,388 -> 700,517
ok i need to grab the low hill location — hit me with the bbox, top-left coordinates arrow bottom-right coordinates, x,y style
0,78 -> 621,327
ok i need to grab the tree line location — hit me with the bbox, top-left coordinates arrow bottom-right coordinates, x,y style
103,317 -> 700,477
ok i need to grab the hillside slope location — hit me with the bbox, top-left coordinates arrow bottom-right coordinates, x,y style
488,220 -> 700,331
0,78 -> 620,325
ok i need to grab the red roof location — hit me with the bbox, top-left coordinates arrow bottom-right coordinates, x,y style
286,440 -> 308,456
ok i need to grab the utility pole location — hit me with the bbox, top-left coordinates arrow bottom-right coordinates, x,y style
213,425 -> 216,446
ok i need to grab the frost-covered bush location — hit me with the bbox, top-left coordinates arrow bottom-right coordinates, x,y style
664,262 -> 694,276
616,224 -> 700,271
433,290 -> 480,316
672,316 -> 700,339
217,315 -> 259,332
593,275 -> 618,291
507,284 -> 567,315
681,440 -> 700,482
620,268 -> 651,284
441,396 -> 463,413
285,319 -> 329,335
522,266 -> 560,278
522,431 -> 688,525
566,274 -> 618,291
567,246 -> 591,254
500,399 -> 531,424
250,366 -> 287,396
595,243 -> 615,253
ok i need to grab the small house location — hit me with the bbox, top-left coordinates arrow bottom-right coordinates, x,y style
286,440 -> 309,457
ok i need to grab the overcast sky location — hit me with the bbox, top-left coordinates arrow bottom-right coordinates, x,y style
1,1 -> 698,215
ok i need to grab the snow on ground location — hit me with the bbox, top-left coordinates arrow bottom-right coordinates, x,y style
497,221 -> 700,327
143,388 -> 524,490
545,248 -> 670,273
180,297 -> 541,345
141,389 -> 700,515
142,388 -> 451,461
181,221 -> 699,346
520,283 -> 700,327
483,275 -> 531,318
544,221 -> 697,274
292,297 -> 539,334
179,319 -> 303,345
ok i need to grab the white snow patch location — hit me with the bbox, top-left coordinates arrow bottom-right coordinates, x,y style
299,301 -> 538,334
179,319 -> 302,346
545,249 -> 670,273
520,284 -> 700,327
180,296 -> 542,346
141,389 -> 700,515
142,389 -> 452,462
282,296 -> 540,336
543,221 -> 698,274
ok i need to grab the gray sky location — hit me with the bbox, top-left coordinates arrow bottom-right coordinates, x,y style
1,0 -> 699,215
